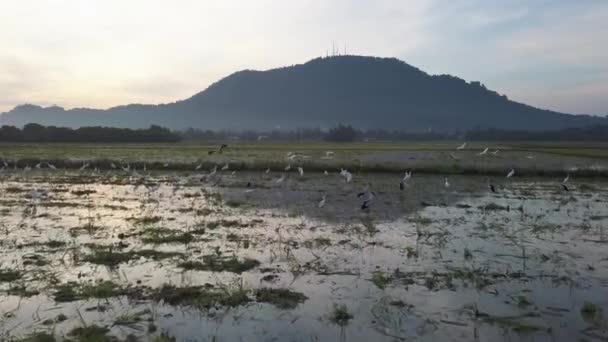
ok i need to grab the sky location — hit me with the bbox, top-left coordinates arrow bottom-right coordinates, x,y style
1,0 -> 607,115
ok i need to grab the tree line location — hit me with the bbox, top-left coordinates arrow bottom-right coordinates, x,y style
1,123 -> 607,143
0,123 -> 181,143
465,125 -> 608,141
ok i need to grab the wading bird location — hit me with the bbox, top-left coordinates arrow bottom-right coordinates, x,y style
318,195 -> 326,208
324,170 -> 329,175
265,168 -> 270,174
478,148 -> 489,156
79,162 -> 90,171
360,190 -> 375,210
284,164 -> 291,171
563,174 -> 570,184
491,150 -> 499,155
276,174 -> 285,183
485,178 -> 496,193
47,162 -> 56,170
456,142 -> 466,150
507,169 -> 515,178
195,163 -> 202,171
444,178 -> 450,188
298,167 -> 304,176
221,163 -> 229,171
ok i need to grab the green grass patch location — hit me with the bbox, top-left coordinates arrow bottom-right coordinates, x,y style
254,288 -> 308,309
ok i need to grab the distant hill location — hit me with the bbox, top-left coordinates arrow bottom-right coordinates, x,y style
1,55 -> 606,131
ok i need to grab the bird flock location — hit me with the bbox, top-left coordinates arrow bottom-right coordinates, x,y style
1,142 -> 574,213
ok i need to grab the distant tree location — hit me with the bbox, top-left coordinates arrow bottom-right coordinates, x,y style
324,124 -> 359,142
0,124 -> 181,143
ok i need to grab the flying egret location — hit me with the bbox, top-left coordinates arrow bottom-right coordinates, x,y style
478,148 -> 489,156
318,195 -> 326,208
298,167 -> 304,177
507,169 -> 515,178
400,171 -> 412,190
456,142 -> 466,150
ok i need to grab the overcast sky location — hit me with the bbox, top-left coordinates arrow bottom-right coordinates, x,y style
1,0 -> 606,115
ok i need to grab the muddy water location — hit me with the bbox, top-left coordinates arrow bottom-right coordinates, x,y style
0,170 -> 607,341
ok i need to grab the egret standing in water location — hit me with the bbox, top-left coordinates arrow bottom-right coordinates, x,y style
276,174 -> 285,183
284,164 -> 291,172
298,167 -> 304,177
318,195 -> 326,208
456,142 -> 466,150
507,169 -> 515,178
444,178 -> 450,188
478,148 -> 489,156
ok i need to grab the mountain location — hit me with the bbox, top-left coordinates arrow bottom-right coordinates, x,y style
1,55 -> 605,131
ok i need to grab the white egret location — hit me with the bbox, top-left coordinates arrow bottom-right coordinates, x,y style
563,174 -> 570,184
110,163 -> 117,169
444,178 -> 450,188
276,174 -> 286,183
221,163 -> 229,171
456,142 -> 466,150
35,162 -> 42,169
298,167 -> 304,176
318,195 -> 326,208
195,163 -> 202,171
265,168 -> 270,174
47,162 -> 56,170
79,162 -> 89,171
478,148 -> 489,156
507,169 -> 515,178
324,170 -> 329,175
345,171 -> 352,183
284,164 -> 291,171
491,150 -> 499,155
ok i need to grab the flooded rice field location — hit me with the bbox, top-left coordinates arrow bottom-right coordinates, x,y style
0,169 -> 607,341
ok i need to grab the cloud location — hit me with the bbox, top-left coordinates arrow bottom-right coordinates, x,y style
0,0 -> 606,115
